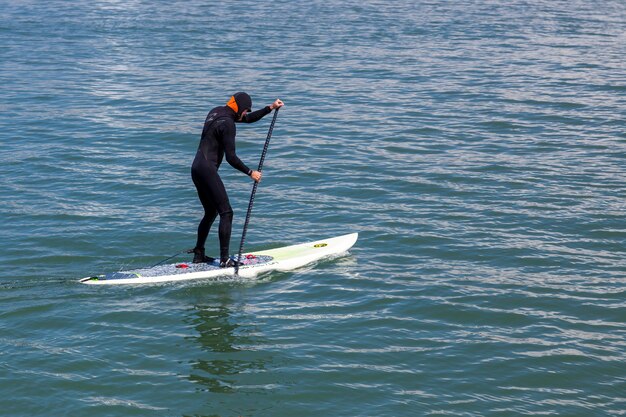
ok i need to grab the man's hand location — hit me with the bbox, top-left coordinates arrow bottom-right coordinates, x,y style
250,170 -> 262,183
270,99 -> 284,110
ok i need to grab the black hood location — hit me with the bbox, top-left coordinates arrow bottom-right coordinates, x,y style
227,92 -> 252,117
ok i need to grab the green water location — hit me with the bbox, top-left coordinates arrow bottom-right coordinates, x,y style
1,1 -> 625,415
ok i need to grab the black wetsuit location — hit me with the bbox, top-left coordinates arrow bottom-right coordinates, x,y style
191,104 -> 271,261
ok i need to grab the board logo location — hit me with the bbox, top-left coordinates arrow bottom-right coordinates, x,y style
314,243 -> 328,248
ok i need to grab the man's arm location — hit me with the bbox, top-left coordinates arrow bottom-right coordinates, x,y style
221,121 -> 252,175
240,99 -> 284,123
241,106 -> 271,123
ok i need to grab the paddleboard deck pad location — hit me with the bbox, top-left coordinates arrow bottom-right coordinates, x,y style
80,232 -> 357,285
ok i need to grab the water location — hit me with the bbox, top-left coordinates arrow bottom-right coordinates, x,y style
1,0 -> 625,415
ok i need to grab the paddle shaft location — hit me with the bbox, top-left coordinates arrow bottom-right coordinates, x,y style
235,108 -> 279,274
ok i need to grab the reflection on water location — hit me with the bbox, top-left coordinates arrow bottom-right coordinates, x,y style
185,298 -> 268,396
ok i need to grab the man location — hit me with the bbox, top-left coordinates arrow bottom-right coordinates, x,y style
191,92 -> 284,267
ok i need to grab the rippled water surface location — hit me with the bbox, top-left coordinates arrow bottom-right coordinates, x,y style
1,1 -> 625,416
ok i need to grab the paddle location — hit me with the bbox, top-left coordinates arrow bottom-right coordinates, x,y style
235,107 -> 280,275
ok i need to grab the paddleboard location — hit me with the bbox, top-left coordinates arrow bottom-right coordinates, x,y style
80,232 -> 358,285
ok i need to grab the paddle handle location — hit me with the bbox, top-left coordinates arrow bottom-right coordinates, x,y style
235,108 -> 279,274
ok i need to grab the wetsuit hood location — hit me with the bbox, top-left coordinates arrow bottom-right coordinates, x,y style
226,92 -> 252,118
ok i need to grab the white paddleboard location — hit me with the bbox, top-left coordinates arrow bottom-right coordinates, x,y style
80,232 -> 358,285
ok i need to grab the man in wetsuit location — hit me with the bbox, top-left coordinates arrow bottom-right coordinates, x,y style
191,92 -> 284,267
